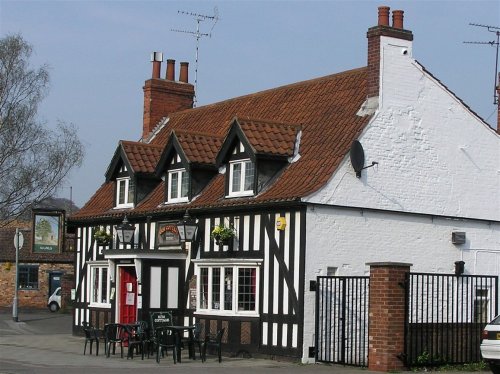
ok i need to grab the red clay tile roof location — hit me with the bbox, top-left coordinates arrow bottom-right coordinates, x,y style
174,130 -> 223,166
237,118 -> 301,158
121,141 -> 163,174
72,182 -> 115,219
71,67 -> 371,221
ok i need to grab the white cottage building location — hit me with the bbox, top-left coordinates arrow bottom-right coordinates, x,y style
69,5 -> 500,364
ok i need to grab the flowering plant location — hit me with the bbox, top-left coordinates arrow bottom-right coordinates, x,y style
210,224 -> 235,245
94,227 -> 112,245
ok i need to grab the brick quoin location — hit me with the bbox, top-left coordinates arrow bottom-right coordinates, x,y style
367,262 -> 412,372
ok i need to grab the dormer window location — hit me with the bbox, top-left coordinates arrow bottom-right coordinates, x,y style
116,177 -> 134,208
164,153 -> 190,204
228,159 -> 254,197
168,168 -> 189,203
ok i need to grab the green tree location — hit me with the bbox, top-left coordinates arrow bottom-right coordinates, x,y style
0,34 -> 84,224
35,218 -> 52,240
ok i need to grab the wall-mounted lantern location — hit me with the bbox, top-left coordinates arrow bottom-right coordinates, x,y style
176,210 -> 198,243
116,216 -> 135,245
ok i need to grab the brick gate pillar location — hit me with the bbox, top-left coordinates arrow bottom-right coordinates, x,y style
367,262 -> 412,372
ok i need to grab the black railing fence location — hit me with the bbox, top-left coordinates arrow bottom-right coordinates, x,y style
315,276 -> 369,366
404,272 -> 498,367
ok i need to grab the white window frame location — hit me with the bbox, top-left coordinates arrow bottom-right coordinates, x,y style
88,263 -> 111,308
115,177 -> 134,208
167,168 -> 189,203
195,262 -> 260,317
227,159 -> 254,197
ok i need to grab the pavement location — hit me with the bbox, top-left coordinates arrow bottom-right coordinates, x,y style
0,308 -> 360,374
0,308 -> 489,374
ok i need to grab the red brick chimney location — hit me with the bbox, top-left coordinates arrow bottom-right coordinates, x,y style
142,52 -> 195,140
166,59 -> 175,81
179,62 -> 189,83
367,6 -> 414,99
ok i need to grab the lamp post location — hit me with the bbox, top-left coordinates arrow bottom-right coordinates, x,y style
176,210 -> 198,243
116,216 -> 135,245
13,228 -> 24,322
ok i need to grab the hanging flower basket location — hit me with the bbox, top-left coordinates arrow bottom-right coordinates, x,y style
94,228 -> 112,246
210,224 -> 235,246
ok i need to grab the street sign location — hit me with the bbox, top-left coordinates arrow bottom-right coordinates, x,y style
14,232 -> 24,250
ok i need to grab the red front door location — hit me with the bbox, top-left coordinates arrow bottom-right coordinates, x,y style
119,266 -> 137,324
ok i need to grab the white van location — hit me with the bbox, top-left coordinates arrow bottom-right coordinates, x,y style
47,287 -> 61,312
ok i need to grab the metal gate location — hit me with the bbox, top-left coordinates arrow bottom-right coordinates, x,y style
404,273 -> 498,367
315,276 -> 369,366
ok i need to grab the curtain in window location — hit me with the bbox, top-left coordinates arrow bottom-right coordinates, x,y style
181,171 -> 189,197
127,179 -> 135,204
224,268 -> 233,310
118,180 -> 126,204
212,268 -> 220,309
232,163 -> 241,192
170,173 -> 179,199
244,161 -> 254,191
200,268 -> 209,309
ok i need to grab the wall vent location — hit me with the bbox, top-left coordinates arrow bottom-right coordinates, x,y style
452,232 -> 466,245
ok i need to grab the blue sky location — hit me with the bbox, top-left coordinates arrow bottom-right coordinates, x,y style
1,0 -> 499,207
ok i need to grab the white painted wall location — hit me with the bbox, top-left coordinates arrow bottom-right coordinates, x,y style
301,34 -> 500,362
306,36 -> 500,221
301,204 -> 500,362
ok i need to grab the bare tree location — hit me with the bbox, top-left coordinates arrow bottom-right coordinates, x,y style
0,34 -> 84,223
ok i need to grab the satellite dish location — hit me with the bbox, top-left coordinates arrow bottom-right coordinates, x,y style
350,140 -> 365,178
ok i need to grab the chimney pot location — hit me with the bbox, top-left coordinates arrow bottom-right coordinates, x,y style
166,59 -> 175,81
392,10 -> 404,29
179,62 -> 189,83
150,52 -> 163,79
378,6 -> 390,26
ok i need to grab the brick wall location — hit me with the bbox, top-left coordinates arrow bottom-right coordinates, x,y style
142,78 -> 194,139
0,223 -> 75,309
0,262 -> 74,309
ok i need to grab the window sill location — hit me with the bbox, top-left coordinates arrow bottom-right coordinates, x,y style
226,191 -> 254,198
194,310 -> 259,318
89,303 -> 112,309
113,204 -> 134,209
165,198 -> 189,204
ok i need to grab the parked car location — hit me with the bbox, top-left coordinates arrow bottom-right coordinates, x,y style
481,315 -> 500,373
47,287 -> 61,312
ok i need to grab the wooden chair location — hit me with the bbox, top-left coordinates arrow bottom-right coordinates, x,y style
82,322 -> 100,356
201,327 -> 225,363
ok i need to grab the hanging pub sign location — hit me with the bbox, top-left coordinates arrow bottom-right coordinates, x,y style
156,222 -> 180,247
33,210 -> 64,253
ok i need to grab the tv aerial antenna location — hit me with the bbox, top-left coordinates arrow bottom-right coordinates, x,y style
464,23 -> 500,105
172,7 -> 220,106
